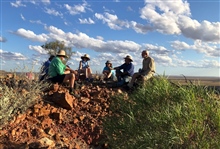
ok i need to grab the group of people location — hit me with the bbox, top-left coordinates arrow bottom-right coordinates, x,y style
39,49 -> 155,94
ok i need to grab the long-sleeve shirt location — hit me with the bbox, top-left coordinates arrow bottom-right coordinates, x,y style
140,56 -> 155,75
48,57 -> 66,77
118,62 -> 134,76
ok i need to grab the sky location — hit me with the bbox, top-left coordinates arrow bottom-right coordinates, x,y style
0,0 -> 219,77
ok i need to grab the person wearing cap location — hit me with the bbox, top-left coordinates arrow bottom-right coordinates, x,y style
114,55 -> 134,86
48,50 -> 77,94
39,55 -> 55,81
127,50 -> 155,88
102,60 -> 115,81
78,54 -> 93,81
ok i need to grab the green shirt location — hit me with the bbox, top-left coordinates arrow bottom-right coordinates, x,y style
48,56 -> 66,77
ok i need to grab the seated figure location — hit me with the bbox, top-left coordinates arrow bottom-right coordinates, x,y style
114,55 -> 134,86
102,60 -> 115,82
78,54 -> 93,82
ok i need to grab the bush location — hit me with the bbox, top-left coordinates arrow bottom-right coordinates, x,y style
0,75 -> 48,129
103,76 -> 220,149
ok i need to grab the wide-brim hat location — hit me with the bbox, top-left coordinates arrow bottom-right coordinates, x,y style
57,50 -> 67,57
105,60 -> 112,64
124,55 -> 133,62
81,54 -> 90,60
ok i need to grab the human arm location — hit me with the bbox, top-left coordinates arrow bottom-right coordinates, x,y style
124,63 -> 134,76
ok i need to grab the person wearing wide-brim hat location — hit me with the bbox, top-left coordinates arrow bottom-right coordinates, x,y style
78,54 -> 93,81
113,55 -> 134,86
102,60 -> 115,81
81,54 -> 90,60
48,50 -> 77,95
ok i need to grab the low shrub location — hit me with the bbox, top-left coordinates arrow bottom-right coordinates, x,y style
0,75 -> 48,128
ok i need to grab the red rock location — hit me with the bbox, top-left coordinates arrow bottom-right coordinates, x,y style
45,128 -> 55,136
51,92 -> 74,110
41,117 -> 53,129
38,137 -> 55,148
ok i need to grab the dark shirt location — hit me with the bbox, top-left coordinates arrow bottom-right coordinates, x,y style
118,62 -> 134,76
41,60 -> 51,75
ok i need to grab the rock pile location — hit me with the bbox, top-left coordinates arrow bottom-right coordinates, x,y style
0,82 -> 123,149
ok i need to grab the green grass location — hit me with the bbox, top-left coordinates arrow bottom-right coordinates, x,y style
103,76 -> 220,149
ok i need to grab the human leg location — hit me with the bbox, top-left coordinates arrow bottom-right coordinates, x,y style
115,70 -> 123,82
127,72 -> 140,88
63,73 -> 75,90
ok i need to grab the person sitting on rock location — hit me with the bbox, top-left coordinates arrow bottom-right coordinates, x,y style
39,55 -> 55,81
102,60 -> 115,82
48,50 -> 77,95
114,55 -> 134,86
127,50 -> 155,88
78,54 -> 93,82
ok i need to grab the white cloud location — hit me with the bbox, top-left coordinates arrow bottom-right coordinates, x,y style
29,45 -> 48,54
95,12 -> 130,30
13,28 -> 49,42
171,40 -> 220,58
178,18 -> 220,43
171,41 -> 191,50
144,44 -> 169,55
20,14 -> 25,21
44,8 -> 63,17
64,1 -> 91,15
79,18 -> 95,24
10,1 -> 26,7
41,0 -> 50,4
138,0 -> 220,43
29,20 -> 46,26
0,49 -> 27,60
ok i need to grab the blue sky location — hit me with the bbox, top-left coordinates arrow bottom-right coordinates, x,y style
0,0 -> 219,77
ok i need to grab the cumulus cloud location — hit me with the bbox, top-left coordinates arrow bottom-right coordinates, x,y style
95,12 -> 130,30
94,0 -> 219,43
0,49 -> 27,60
13,28 -> 49,42
139,0 -> 219,42
171,40 -> 220,57
172,58 -> 220,68
29,45 -> 48,54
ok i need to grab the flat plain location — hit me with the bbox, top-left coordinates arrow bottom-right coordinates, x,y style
167,76 -> 220,87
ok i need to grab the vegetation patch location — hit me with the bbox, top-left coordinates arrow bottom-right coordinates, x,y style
103,76 -> 220,149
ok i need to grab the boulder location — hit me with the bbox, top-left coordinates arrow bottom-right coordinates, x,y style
51,92 -> 75,110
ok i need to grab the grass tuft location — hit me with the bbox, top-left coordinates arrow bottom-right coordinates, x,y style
103,76 -> 220,149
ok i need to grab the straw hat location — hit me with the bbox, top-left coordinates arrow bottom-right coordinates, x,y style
105,60 -> 112,64
124,55 -> 133,62
81,54 -> 90,60
57,50 -> 67,57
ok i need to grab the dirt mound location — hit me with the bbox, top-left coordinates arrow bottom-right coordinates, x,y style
0,83 -> 125,149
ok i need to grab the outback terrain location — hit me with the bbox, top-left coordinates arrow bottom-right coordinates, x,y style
0,72 -> 219,149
